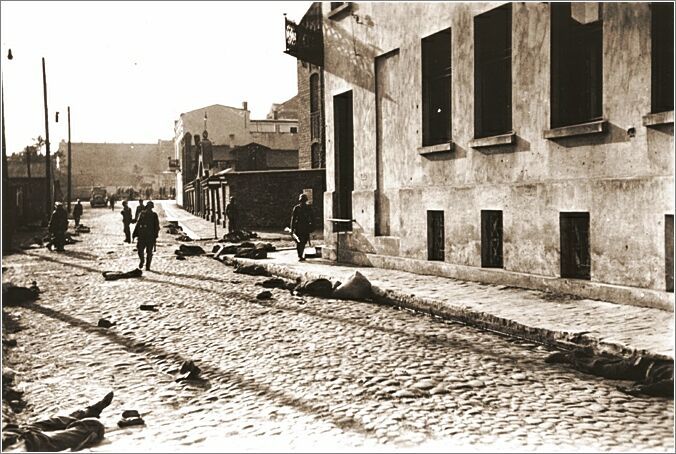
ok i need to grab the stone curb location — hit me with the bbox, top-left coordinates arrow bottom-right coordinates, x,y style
224,256 -> 673,363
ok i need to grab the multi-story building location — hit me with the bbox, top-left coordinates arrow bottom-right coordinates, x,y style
174,101 -> 300,207
317,2 -> 674,309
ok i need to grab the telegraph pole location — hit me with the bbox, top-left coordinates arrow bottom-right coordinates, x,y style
2,74 -> 11,251
42,57 -> 52,218
67,106 -> 72,213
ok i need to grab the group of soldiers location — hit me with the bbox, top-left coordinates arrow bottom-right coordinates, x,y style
46,198 -> 160,271
46,191 -> 314,267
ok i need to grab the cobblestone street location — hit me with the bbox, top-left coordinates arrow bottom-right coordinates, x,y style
2,203 -> 674,452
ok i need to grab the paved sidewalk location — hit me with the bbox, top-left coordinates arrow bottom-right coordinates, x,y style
163,201 -> 675,362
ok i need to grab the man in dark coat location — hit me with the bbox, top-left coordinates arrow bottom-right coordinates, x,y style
47,202 -> 69,252
72,199 -> 83,227
132,201 -> 160,271
225,197 -> 238,233
134,199 -> 144,223
109,194 -> 116,211
290,193 -> 313,261
120,200 -> 133,243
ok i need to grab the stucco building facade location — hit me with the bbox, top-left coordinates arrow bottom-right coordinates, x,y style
319,2 -> 674,309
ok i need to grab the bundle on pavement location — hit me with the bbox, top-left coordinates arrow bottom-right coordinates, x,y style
233,263 -> 271,277
332,271 -> 372,300
102,268 -> 143,281
293,277 -> 335,298
175,244 -> 205,257
2,282 -> 40,306
255,277 -> 295,291
176,234 -> 193,242
545,350 -> 674,397
75,225 -> 91,233
222,229 -> 258,242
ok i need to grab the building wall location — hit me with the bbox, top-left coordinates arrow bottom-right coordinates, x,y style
224,169 -> 325,229
322,2 -> 674,298
56,141 -> 174,200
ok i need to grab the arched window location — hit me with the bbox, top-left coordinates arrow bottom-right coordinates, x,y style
310,73 -> 320,113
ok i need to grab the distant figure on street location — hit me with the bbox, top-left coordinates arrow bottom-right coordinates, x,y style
121,200 -> 133,243
225,197 -> 238,233
290,193 -> 313,262
72,199 -> 83,227
109,194 -> 116,211
134,199 -> 144,223
132,201 -> 160,271
47,202 -> 69,252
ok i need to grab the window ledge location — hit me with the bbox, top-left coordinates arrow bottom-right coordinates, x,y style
543,119 -> 607,139
328,3 -> 351,20
469,132 -> 516,148
417,142 -> 453,155
643,111 -> 674,127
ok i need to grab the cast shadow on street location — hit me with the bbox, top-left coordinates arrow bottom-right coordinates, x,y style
21,300 -> 375,437
22,250 -> 548,367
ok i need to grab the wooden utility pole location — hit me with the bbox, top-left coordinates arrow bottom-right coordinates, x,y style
2,75 -> 11,251
42,57 -> 52,218
67,106 -> 72,213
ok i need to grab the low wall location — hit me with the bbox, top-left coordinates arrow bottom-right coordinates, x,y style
225,169 -> 326,230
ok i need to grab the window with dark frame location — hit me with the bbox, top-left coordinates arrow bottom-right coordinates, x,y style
422,28 -> 452,147
560,212 -> 591,280
474,3 -> 512,138
481,210 -> 503,268
427,211 -> 445,261
550,2 -> 602,128
651,2 -> 674,114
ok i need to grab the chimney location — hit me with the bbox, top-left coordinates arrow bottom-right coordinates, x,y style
242,101 -> 248,111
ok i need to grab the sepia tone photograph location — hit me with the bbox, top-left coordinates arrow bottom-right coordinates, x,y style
1,1 -> 674,452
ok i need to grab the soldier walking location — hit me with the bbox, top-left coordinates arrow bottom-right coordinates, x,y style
121,200 -> 133,243
132,201 -> 160,271
290,193 -> 313,261
134,199 -> 144,223
47,202 -> 69,252
72,199 -> 83,227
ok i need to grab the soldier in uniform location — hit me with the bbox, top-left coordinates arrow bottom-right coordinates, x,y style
120,200 -> 133,243
134,199 -> 144,223
47,202 -> 69,252
290,193 -> 313,261
72,199 -> 84,227
132,201 -> 160,271
225,197 -> 238,233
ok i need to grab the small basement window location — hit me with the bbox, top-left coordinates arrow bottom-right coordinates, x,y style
427,211 -> 445,261
560,212 -> 591,280
481,210 -> 503,268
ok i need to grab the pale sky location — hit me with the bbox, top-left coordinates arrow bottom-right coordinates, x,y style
1,0 -> 312,155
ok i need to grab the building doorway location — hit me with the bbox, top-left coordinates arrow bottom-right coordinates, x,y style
333,91 -> 354,231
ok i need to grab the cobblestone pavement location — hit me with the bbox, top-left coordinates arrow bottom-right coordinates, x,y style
169,201 -> 674,361
2,203 -> 674,452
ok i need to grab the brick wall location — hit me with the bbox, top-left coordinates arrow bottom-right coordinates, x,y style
297,60 -> 313,170
225,169 -> 325,230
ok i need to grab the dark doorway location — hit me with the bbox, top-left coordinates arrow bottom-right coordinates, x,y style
334,91 -> 354,232
481,210 -> 503,268
560,212 -> 591,280
666,214 -> 674,292
427,211 -> 445,261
